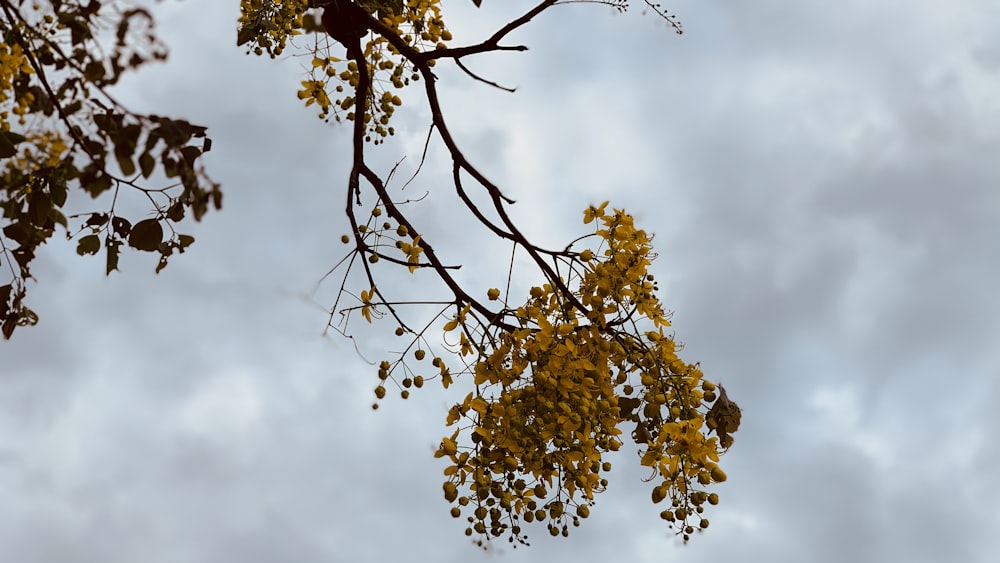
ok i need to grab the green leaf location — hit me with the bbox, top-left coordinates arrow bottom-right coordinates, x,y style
116,153 -> 136,176
138,151 -> 155,178
128,219 -> 163,252
76,234 -> 101,256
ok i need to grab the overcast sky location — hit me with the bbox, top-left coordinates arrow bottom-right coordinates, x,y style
2,1 -> 999,561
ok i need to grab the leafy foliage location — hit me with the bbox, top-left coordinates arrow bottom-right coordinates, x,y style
0,0 -> 219,339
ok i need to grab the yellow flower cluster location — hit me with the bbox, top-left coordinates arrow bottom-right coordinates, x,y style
372,203 -> 737,544
13,131 -> 69,171
237,0 -> 307,58
240,0 -> 451,141
0,42 -> 36,131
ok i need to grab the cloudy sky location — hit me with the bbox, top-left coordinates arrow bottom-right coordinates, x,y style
3,0 -> 999,561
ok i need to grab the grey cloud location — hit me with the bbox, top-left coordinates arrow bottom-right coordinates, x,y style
2,1 -> 998,562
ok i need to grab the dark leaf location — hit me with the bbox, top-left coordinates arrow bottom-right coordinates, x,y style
0,139 -> 16,158
617,397 -> 642,420
155,255 -> 169,274
138,151 -> 155,178
2,131 -> 27,145
93,112 -> 118,133
111,216 -> 131,237
38,49 -> 56,66
76,234 -> 101,256
51,209 -> 68,229
180,145 -> 201,165
84,61 -> 105,81
128,218 -> 163,252
237,25 -> 256,47
0,284 -> 11,308
177,234 -> 195,250
106,238 -> 120,275
68,20 -> 91,46
28,190 -> 52,226
162,155 -> 178,178
63,99 -> 83,116
84,173 -> 114,197
3,223 -> 29,246
50,177 -> 68,207
82,137 -> 104,155
166,201 -> 185,222
302,13 -> 320,32
116,13 -> 130,45
12,247 -> 34,270
118,124 -> 142,157
116,153 -> 136,176
0,131 -> 25,158
85,212 -> 109,227
143,129 -> 160,152
81,0 -> 101,18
